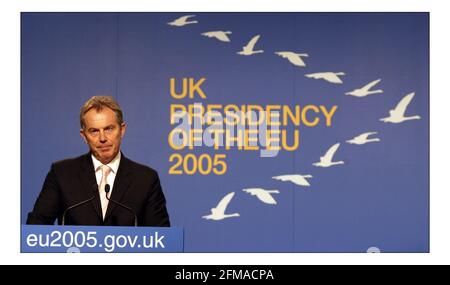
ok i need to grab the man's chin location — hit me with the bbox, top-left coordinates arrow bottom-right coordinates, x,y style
95,153 -> 114,164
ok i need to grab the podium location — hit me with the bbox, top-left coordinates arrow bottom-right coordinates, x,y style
21,225 -> 184,253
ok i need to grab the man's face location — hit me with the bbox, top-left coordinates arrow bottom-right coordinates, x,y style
80,108 -> 126,164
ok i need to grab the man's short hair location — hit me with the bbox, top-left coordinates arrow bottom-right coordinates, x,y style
80,96 -> 124,129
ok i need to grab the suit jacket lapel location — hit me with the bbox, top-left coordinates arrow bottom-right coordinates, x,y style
104,153 -> 132,220
78,153 -> 103,220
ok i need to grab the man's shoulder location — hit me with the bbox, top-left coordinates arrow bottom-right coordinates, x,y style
52,153 -> 90,169
121,155 -> 159,177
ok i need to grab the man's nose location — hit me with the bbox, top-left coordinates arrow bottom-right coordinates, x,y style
99,130 -> 107,143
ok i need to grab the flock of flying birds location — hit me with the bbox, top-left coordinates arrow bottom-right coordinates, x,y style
167,15 -> 422,221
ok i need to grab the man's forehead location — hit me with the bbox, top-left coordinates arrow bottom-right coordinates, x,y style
84,108 -> 118,126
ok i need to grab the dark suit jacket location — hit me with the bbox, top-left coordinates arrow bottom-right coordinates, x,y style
27,152 -> 170,227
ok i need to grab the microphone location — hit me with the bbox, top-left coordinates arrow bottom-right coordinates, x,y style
61,184 -> 98,226
105,184 -> 138,227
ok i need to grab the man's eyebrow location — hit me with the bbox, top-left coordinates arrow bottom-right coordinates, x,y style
88,125 -> 115,131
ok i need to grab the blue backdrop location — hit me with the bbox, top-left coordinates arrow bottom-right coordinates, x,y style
21,12 -> 429,252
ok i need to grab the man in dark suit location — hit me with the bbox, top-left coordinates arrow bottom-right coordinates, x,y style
27,96 -> 170,226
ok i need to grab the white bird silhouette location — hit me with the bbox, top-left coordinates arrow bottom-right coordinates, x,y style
201,31 -> 232,42
380,92 -> 421,123
313,143 -> 345,167
305,72 -> 345,84
272,174 -> 313,187
237,35 -> 264,56
167,15 -> 198,27
275,51 -> 309,67
345,79 -> 383,97
346,132 -> 380,145
242,188 -> 279,205
202,192 -> 240,221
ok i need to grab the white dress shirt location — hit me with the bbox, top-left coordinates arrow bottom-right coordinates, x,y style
92,152 -> 121,197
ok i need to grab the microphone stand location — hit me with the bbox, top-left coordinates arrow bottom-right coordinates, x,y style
62,184 -> 98,226
104,184 -> 138,227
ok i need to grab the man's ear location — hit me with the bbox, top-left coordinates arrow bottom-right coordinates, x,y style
120,123 -> 126,138
80,129 -> 88,144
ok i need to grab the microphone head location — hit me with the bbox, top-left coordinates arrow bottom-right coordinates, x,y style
105,184 -> 111,194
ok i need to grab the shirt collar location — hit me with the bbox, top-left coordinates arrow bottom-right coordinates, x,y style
91,152 -> 121,174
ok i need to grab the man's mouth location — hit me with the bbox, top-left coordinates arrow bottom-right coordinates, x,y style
98,146 -> 112,151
